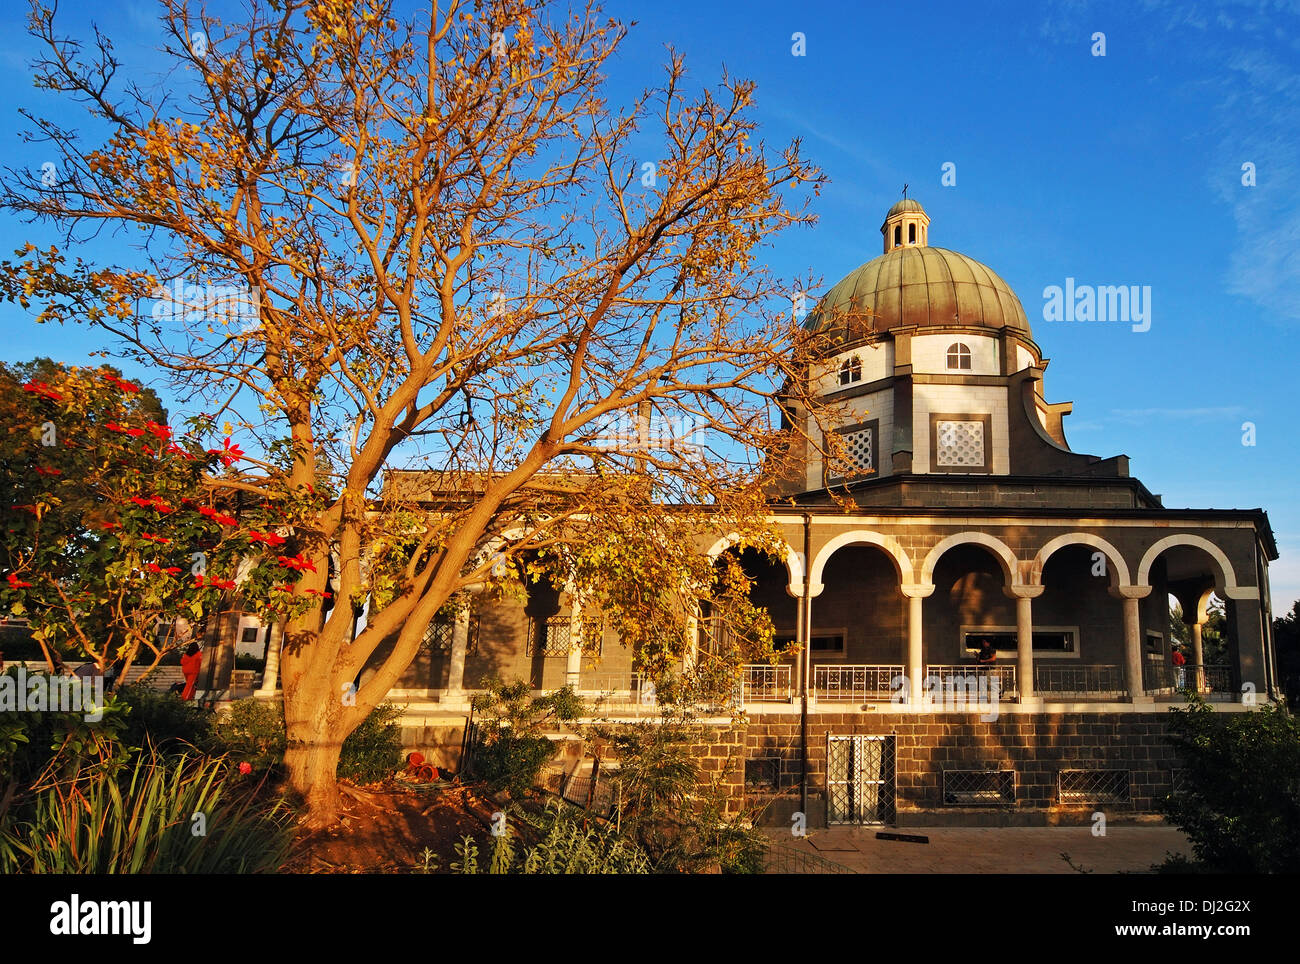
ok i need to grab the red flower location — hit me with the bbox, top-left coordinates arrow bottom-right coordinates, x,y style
130,496 -> 154,508
144,421 -> 171,441
165,442 -> 195,461
22,381 -> 62,401
141,532 -> 171,544
249,530 -> 286,547
5,573 -> 33,588
272,583 -> 295,593
211,578 -> 237,590
193,574 -> 205,588
303,588 -> 332,599
98,521 -> 122,531
34,466 -> 62,476
276,553 -> 317,573
207,436 -> 245,467
238,762 -> 253,775
103,373 -> 139,393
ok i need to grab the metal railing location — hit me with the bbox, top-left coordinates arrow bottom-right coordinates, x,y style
575,672 -> 658,707
1058,768 -> 1131,804
740,664 -> 793,703
813,664 -> 905,702
762,842 -> 858,874
925,664 -> 1017,701
1144,662 -> 1236,701
1033,663 -> 1127,701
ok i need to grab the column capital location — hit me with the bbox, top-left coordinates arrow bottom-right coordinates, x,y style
900,584 -> 935,599
1110,584 -> 1152,600
1003,585 -> 1044,599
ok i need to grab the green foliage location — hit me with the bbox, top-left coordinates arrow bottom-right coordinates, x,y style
213,698 -> 402,783
1160,699 -> 1300,873
468,677 -> 584,798
0,667 -> 131,791
115,684 -> 217,754
214,698 -> 287,772
0,746 -> 295,873
603,714 -> 767,873
338,701 -> 404,783
446,802 -> 650,874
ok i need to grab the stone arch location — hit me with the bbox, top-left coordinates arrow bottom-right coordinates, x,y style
920,531 -> 1021,588
808,530 -> 914,596
705,533 -> 805,597
1029,532 -> 1131,588
1136,533 -> 1252,599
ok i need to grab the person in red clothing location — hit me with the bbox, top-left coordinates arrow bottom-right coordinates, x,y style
1171,644 -> 1187,688
179,642 -> 203,700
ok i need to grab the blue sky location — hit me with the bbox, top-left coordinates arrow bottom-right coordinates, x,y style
0,0 -> 1296,610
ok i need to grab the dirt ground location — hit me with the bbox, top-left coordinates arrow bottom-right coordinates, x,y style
284,780 -> 502,874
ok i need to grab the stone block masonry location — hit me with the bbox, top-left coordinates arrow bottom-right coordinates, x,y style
741,712 -> 1181,827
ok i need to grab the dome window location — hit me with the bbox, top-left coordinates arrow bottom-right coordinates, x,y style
893,226 -> 901,247
908,223 -> 916,244
946,342 -> 972,370
838,355 -> 863,386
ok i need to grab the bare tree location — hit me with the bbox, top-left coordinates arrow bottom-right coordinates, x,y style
1,0 -> 836,824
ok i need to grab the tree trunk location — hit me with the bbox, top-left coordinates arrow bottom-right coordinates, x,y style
284,736 -> 343,828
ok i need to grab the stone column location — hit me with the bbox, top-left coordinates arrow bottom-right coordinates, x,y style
901,585 -> 934,705
446,611 -> 470,699
1190,620 -> 1205,691
1112,585 -> 1152,703
684,615 -> 699,673
254,620 -> 283,698
1004,585 -> 1044,703
565,599 -> 584,687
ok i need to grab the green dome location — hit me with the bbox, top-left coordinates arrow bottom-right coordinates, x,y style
886,197 -> 926,218
805,245 -> 1030,335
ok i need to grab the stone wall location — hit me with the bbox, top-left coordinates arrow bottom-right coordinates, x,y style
741,711 -> 1181,827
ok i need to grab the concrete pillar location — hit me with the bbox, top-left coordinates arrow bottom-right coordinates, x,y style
254,620 -> 283,698
901,585 -> 934,704
446,611 -> 469,697
1004,585 -> 1043,702
1226,592 -> 1266,702
1190,621 -> 1205,691
685,615 -> 699,673
565,599 -> 583,687
1016,595 -> 1034,701
1111,585 -> 1151,702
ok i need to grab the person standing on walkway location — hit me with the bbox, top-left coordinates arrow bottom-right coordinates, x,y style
1172,644 -> 1187,688
180,643 -> 203,700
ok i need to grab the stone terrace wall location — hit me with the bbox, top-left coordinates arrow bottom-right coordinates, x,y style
742,712 -> 1181,827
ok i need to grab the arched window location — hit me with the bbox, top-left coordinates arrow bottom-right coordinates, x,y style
946,342 -> 972,370
893,226 -> 901,247
908,223 -> 916,243
838,355 -> 862,386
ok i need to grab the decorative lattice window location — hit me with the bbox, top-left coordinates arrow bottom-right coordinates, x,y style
837,356 -> 862,386
935,419 -> 985,468
946,342 -> 972,370
420,614 -> 480,657
825,420 -> 876,485
526,616 -> 570,657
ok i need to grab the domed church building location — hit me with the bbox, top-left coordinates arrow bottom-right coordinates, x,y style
219,197 -> 1281,828
713,196 -> 1282,824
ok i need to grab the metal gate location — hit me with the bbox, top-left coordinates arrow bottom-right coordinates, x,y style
826,734 -> 895,825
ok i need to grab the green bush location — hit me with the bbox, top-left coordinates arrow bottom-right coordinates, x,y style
0,746 -> 296,873
115,685 -> 217,754
447,801 -> 650,874
468,678 -> 584,798
338,702 -> 404,783
214,698 -> 288,772
212,698 -> 403,783
603,715 -> 768,873
1160,699 -> 1300,873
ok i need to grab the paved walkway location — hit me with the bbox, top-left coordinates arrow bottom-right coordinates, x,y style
769,826 -> 1191,873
